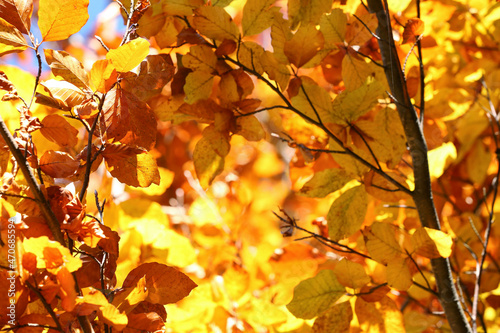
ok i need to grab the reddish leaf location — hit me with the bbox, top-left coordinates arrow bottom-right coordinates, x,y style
40,114 -> 78,147
122,262 -> 197,305
402,18 -> 425,44
0,0 -> 33,34
39,150 -> 79,178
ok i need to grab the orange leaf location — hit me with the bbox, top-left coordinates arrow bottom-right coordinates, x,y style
56,267 -> 77,311
0,17 -> 28,56
101,143 -> 146,163
402,18 -> 424,44
0,0 -> 33,34
411,227 -> 453,259
23,236 -> 82,274
44,49 -> 90,90
122,262 -> 197,305
38,0 -> 89,42
89,59 -> 117,93
40,79 -> 86,109
193,6 -> 239,42
40,114 -> 78,147
101,88 -> 157,150
284,24 -> 324,68
104,150 -> 160,188
106,38 -> 150,73
112,276 -> 149,314
333,259 -> 370,289
362,223 -> 403,264
39,150 -> 79,178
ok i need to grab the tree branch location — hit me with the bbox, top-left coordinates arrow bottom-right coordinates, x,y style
366,0 -> 472,332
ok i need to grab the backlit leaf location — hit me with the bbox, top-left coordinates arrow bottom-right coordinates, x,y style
238,41 -> 265,75
0,17 -> 27,56
284,24 -> 324,68
40,79 -> 86,109
182,44 -> 218,73
44,49 -> 90,90
0,0 -> 33,34
112,276 -> 149,314
39,114 -> 77,147
428,142 -> 456,181
287,269 -> 345,319
38,0 -> 89,42
334,259 -> 370,289
39,150 -> 79,178
101,88 -> 157,150
234,115 -> 265,141
106,38 -> 150,73
89,59 -> 117,93
193,125 -> 230,188
327,185 -> 367,241
291,77 -> 334,123
242,0 -> 278,36
299,168 -> 352,198
193,6 -> 239,41
320,9 -> 347,47
122,262 -> 197,305
23,236 -> 82,274
331,80 -> 385,124
355,296 -> 405,333
363,223 -> 403,264
104,151 -> 160,188
184,71 -> 214,104
288,0 -> 332,30
411,227 -> 453,259
386,258 -> 412,290
260,51 -> 290,91
163,0 -> 203,16
402,18 -> 425,44
312,301 -> 353,333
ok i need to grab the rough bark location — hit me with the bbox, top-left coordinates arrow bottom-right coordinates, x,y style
366,1 -> 472,332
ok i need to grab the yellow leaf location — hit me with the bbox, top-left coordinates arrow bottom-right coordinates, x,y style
288,0 -> 332,30
89,59 -> 117,93
333,259 -> 370,289
299,168 -> 352,198
182,44 -> 217,72
127,167 -> 174,196
466,140 -> 490,184
238,41 -> 265,75
0,17 -> 27,56
105,151 -> 161,188
327,185 -> 368,241
193,125 -> 230,188
106,38 -> 150,73
284,24 -> 324,68
386,257 -> 413,291
260,51 -> 290,90
112,276 -> 149,314
193,6 -> 239,41
234,115 -> 265,141
363,222 -> 403,264
122,262 -> 197,305
270,12 -> 292,64
44,49 -> 89,90
291,77 -> 334,123
38,0 -> 89,42
152,229 -> 197,267
287,269 -> 345,319
320,9 -> 347,47
242,0 -> 278,36
355,296 -> 405,333
40,79 -> 86,109
342,54 -> 386,91
312,301 -> 353,333
184,71 -> 214,104
163,0 -> 203,16
411,227 -> 453,259
23,236 -> 82,274
331,80 -> 385,124
427,142 -> 456,181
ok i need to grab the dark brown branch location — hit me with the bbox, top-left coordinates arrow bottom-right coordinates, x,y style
367,0 -> 472,331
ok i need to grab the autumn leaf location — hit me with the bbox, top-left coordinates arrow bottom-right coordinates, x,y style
284,24 -> 324,68
193,6 -> 239,41
242,0 -> 278,36
320,9 -> 347,47
299,168 -> 352,198
40,79 -> 87,109
402,18 -> 425,44
44,49 -> 90,90
23,236 -> 82,274
101,88 -> 157,150
112,276 -> 149,314
328,185 -> 368,241
38,0 -> 89,42
312,301 -> 353,333
287,269 -> 345,319
0,0 -> 33,34
386,257 -> 413,291
182,44 -> 218,73
184,71 -> 214,104
412,227 -> 453,259
355,296 -> 405,333
333,259 -> 370,289
193,125 -> 230,188
39,150 -> 79,178
363,223 -> 403,265
89,59 -> 118,93
427,142 -> 456,180
106,38 -> 150,73
104,150 -> 160,188
122,262 -> 197,305
291,77 -> 334,123
40,114 -> 78,147
0,17 -> 28,56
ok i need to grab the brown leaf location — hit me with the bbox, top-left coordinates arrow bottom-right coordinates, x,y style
39,150 -> 79,178
101,88 -> 157,150
40,114 -> 78,147
44,49 -> 90,90
122,262 -> 197,305
0,70 -> 17,95
215,39 -> 237,56
101,143 -> 147,164
402,18 -> 424,44
130,0 -> 151,25
0,0 -> 33,34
